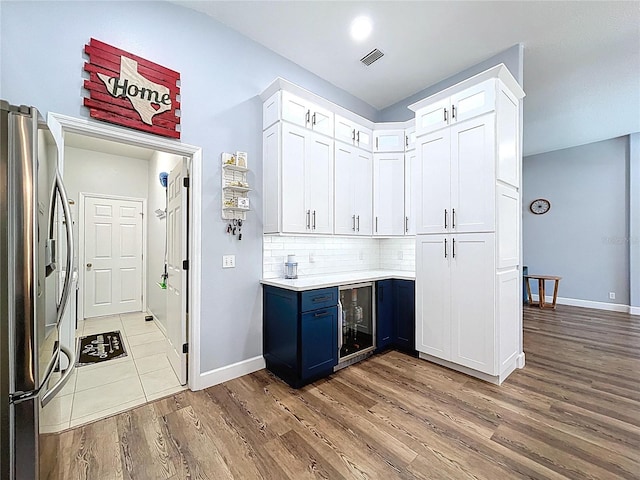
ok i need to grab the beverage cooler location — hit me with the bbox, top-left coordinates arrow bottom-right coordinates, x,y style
337,283 -> 375,368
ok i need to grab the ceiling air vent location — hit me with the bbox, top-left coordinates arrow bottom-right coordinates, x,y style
360,48 -> 384,66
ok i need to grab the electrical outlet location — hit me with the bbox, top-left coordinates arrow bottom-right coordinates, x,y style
359,251 -> 364,261
222,255 -> 235,268
309,252 -> 315,263
609,292 -> 615,300
397,250 -> 404,260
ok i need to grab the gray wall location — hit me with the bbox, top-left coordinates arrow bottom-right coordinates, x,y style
378,44 -> 523,122
147,152 -> 182,331
523,136 -> 630,305
0,0 -> 379,377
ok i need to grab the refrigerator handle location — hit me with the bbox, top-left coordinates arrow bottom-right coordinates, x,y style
41,344 -> 75,407
54,170 -> 75,328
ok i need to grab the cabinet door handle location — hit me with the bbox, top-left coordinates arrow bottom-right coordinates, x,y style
444,108 -> 448,122
444,209 -> 448,229
306,210 -> 311,229
452,105 -> 456,120
314,311 -> 331,318
312,296 -> 332,303
452,208 -> 456,228
444,238 -> 448,258
352,214 -> 356,231
375,137 -> 378,150
352,129 -> 356,142
405,216 -> 409,233
357,131 -> 360,143
312,210 -> 316,229
357,215 -> 360,232
306,110 -> 310,124
312,113 -> 317,125
406,135 -> 409,148
453,238 -> 456,258
375,216 -> 378,233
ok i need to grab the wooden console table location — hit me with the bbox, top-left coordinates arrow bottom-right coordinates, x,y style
524,275 -> 562,310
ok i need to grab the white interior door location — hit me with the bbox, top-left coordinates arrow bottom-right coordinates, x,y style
166,160 -> 188,385
83,196 -> 143,318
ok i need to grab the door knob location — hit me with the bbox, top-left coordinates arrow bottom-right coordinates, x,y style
86,263 -> 92,268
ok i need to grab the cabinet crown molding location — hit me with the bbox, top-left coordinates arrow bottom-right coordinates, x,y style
260,77 -> 376,130
408,63 -> 525,113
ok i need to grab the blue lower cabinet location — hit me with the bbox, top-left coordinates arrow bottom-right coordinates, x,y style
375,279 -> 416,355
376,280 -> 394,352
263,285 -> 338,388
393,280 -> 416,353
301,308 -> 338,378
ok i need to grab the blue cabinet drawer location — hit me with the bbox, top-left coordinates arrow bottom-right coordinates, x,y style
301,287 -> 338,312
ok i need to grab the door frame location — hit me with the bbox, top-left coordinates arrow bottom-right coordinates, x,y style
48,112 -> 203,390
78,192 -> 148,321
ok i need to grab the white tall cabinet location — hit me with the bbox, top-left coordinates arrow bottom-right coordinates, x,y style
410,65 -> 525,384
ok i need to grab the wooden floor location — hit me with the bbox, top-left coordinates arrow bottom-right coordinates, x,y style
50,305 -> 640,479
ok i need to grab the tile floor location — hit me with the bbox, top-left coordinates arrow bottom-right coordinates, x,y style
41,312 -> 185,433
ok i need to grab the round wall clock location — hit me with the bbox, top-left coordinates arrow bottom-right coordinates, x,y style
530,198 -> 551,215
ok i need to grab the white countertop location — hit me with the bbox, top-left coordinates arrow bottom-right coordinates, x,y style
261,270 -> 415,291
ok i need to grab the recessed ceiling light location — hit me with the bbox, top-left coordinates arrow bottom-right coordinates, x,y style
350,16 -> 373,41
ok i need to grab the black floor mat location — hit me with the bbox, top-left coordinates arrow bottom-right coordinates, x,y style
76,330 -> 127,367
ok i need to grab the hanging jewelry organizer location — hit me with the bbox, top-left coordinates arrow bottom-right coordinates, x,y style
221,152 -> 250,221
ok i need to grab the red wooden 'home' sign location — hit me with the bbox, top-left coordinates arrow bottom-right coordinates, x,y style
83,38 -> 180,139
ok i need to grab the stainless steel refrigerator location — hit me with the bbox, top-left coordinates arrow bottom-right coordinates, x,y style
1,101 -> 76,479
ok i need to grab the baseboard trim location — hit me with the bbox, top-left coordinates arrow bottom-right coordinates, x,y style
148,312 -> 168,337
530,294 -> 633,313
194,355 -> 266,391
631,306 -> 640,316
516,352 -> 526,369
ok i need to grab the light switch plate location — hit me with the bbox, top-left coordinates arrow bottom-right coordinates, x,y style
223,255 -> 235,268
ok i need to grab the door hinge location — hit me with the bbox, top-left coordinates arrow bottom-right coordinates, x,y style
182,259 -> 188,270
183,177 -> 190,188
182,343 -> 189,354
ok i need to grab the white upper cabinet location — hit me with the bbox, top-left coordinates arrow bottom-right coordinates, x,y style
414,79 -> 495,137
280,123 -> 334,234
373,129 -> 405,153
416,114 -> 495,235
281,91 -> 334,137
416,129 -> 451,234
404,148 -> 418,235
334,114 -> 373,151
373,153 -> 405,236
334,143 -> 372,235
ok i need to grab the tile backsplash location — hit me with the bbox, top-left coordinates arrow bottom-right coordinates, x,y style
379,238 -> 416,271
263,236 -> 416,279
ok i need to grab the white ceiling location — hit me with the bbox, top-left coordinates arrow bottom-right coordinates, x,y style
175,1 -> 639,156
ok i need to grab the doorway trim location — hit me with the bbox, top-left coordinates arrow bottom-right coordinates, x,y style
78,192 -> 148,321
48,113 -> 203,390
